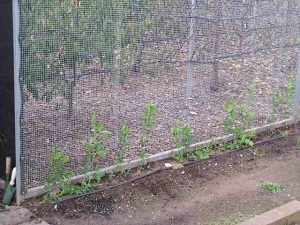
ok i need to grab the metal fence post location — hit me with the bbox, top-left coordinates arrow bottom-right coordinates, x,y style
13,0 -> 24,204
251,0 -> 258,53
186,0 -> 196,99
293,53 -> 300,121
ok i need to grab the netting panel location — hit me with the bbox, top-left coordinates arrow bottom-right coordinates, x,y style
18,0 -> 300,192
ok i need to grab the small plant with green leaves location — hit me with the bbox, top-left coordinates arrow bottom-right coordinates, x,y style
256,181 -> 284,193
139,102 -> 158,168
109,170 -> 116,181
84,113 -> 111,173
44,147 -> 75,201
187,146 -> 211,161
253,148 -> 262,158
286,75 -> 295,111
117,122 -> 131,164
44,146 -> 102,202
271,89 -> 284,123
172,120 -> 194,162
174,149 -> 186,163
270,76 -> 295,122
223,101 -> 255,150
47,146 -> 71,185
94,168 -> 105,182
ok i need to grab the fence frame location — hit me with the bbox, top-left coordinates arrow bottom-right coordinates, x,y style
11,0 -> 300,204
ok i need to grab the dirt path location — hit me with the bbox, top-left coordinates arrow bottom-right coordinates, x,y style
27,135 -> 300,225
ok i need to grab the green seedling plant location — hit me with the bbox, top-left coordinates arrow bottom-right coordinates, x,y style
117,122 -> 131,164
256,181 -> 284,193
44,147 -> 74,201
172,120 -> 194,163
187,146 -> 211,161
286,76 -> 295,107
271,89 -> 284,123
47,146 -> 70,185
109,170 -> 116,181
223,101 -> 255,150
270,76 -> 295,122
84,113 -> 111,173
140,102 -> 158,168
44,147 -> 98,202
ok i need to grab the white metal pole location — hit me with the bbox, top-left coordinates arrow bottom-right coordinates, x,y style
13,0 -> 24,204
293,53 -> 300,121
186,0 -> 196,99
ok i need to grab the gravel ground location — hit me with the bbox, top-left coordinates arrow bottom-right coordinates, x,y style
21,48 -> 298,190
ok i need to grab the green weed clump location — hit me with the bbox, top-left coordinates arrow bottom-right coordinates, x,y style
256,181 -> 284,193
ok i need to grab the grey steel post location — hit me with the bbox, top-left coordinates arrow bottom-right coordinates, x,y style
13,0 -> 24,204
293,53 -> 300,121
251,0 -> 258,53
186,0 -> 196,99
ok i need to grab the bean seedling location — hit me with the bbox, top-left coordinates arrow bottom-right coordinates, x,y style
140,102 -> 157,168
84,113 -> 111,173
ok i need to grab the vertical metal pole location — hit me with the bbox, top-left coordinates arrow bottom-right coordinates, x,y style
251,0 -> 258,53
293,53 -> 300,121
13,0 -> 24,204
186,0 -> 196,99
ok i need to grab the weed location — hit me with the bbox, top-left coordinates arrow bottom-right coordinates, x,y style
253,148 -> 262,158
84,113 -> 110,173
256,181 -> 284,193
140,102 -> 157,168
223,101 -> 255,149
117,122 -> 131,164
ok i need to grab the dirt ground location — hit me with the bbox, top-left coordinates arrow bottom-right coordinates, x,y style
25,128 -> 300,225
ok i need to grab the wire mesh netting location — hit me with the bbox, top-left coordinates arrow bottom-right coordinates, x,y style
18,0 -> 300,193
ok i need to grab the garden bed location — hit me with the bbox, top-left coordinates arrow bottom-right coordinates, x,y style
22,122 -> 300,225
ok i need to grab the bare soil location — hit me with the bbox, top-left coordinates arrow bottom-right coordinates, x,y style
23,124 -> 300,225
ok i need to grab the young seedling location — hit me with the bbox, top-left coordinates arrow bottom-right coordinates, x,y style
140,102 -> 157,168
187,146 -> 211,161
286,75 -> 295,114
84,113 -> 110,173
117,122 -> 131,164
47,146 -> 70,185
253,148 -> 262,158
44,147 -> 76,201
172,120 -> 194,162
256,181 -> 284,193
223,101 -> 255,150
